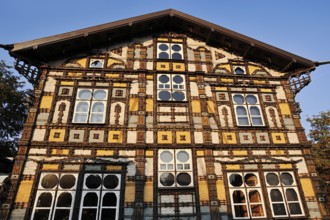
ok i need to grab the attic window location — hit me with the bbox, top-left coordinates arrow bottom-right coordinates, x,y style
233,66 -> 246,75
89,59 -> 104,68
157,43 -> 183,60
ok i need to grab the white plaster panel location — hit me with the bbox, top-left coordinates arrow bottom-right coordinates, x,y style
130,80 -> 139,94
23,161 -> 38,175
49,71 -> 63,76
36,113 -> 49,125
29,148 -> 47,155
44,77 -> 56,92
75,150 -> 91,155
205,85 -> 212,97
159,116 -> 171,122
210,117 -> 218,129
146,81 -> 153,96
292,157 -> 308,173
52,100 -> 70,124
288,133 -> 299,144
189,82 -> 199,96
275,86 -> 286,100
252,150 -> 267,156
110,102 -> 125,125
127,161 -> 136,176
288,150 -> 302,155
307,202 -> 322,218
146,131 -> 154,143
133,61 -> 140,70
284,118 -> 295,130
89,130 -> 105,143
175,107 -> 187,112
188,63 -> 196,72
128,115 -> 138,128
174,116 -> 188,122
194,132 -> 203,144
218,105 -> 234,127
159,107 -> 171,112
214,162 -> 222,175
197,158 -> 207,176
32,129 -> 46,141
265,106 -> 282,128
146,116 -> 153,128
212,132 -> 220,144
147,61 -> 153,70
202,64 -> 208,73
126,131 -> 137,143
145,158 -> 154,176
119,150 -> 136,157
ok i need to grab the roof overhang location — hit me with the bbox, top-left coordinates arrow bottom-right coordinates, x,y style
4,9 -> 316,72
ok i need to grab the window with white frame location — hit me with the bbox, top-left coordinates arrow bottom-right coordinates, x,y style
157,43 -> 183,60
89,59 -> 104,68
158,149 -> 193,188
232,94 -> 264,126
228,172 -> 266,219
31,172 -> 121,220
31,173 -> 78,220
265,171 -> 304,217
157,74 -> 186,101
79,173 -> 121,220
73,89 -> 108,124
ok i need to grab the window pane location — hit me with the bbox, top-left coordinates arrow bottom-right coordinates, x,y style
252,117 -> 263,126
54,209 -> 70,220
78,90 -> 92,99
176,172 -> 191,186
236,106 -> 247,115
33,210 -> 51,220
288,203 -> 302,215
37,192 -> 53,207
160,151 -> 173,163
171,44 -> 182,52
103,175 -> 119,189
85,175 -> 102,189
81,209 -> 97,220
234,67 -> 245,75
246,95 -> 257,104
286,189 -> 299,201
177,151 -> 189,162
280,173 -> 294,185
76,102 -> 89,112
59,175 -> 76,189
93,90 -> 106,100
91,102 -> 104,113
83,193 -> 98,206
90,60 -> 103,68
159,75 -> 170,83
270,189 -> 284,201
41,174 -> 58,189
234,205 -> 248,217
173,75 -> 184,84
90,114 -> 104,123
233,95 -> 244,104
266,173 -> 279,186
101,209 -> 116,220
172,91 -> 185,101
229,174 -> 243,187
273,203 -> 287,216
103,193 -> 117,206
244,173 -> 258,186
238,117 -> 249,126
159,173 -> 175,186
56,193 -> 72,207
74,113 -> 88,123
249,190 -> 261,203
159,44 -> 169,51
159,52 -> 169,59
232,190 -> 246,203
249,106 -> 261,116
172,53 -> 182,60
158,91 -> 171,101
250,204 -> 264,217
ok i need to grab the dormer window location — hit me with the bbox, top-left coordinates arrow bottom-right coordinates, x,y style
89,59 -> 104,68
157,43 -> 183,60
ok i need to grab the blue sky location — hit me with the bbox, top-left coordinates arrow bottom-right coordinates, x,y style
1,0 -> 329,133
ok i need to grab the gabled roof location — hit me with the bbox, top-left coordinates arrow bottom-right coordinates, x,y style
4,9 -> 316,72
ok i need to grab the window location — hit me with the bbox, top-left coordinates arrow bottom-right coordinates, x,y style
233,66 -> 246,75
265,171 -> 304,217
233,94 -> 264,126
89,59 -> 104,68
157,43 -> 183,60
31,172 -> 121,220
228,172 -> 266,219
73,89 -> 108,124
31,173 -> 78,220
157,74 -> 186,101
227,171 -> 305,219
158,149 -> 193,188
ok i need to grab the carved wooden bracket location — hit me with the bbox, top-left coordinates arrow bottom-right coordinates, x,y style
289,71 -> 311,96
14,58 -> 40,85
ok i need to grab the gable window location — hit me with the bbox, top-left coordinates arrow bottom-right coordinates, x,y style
157,43 -> 183,60
89,59 -> 104,68
233,94 -> 264,126
73,89 -> 108,124
157,74 -> 186,101
158,149 -> 193,188
233,66 -> 246,75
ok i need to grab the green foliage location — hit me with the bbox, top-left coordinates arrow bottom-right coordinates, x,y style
307,110 -> 330,181
0,60 -> 31,157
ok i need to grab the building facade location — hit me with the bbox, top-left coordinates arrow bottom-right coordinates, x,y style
0,9 -> 328,220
